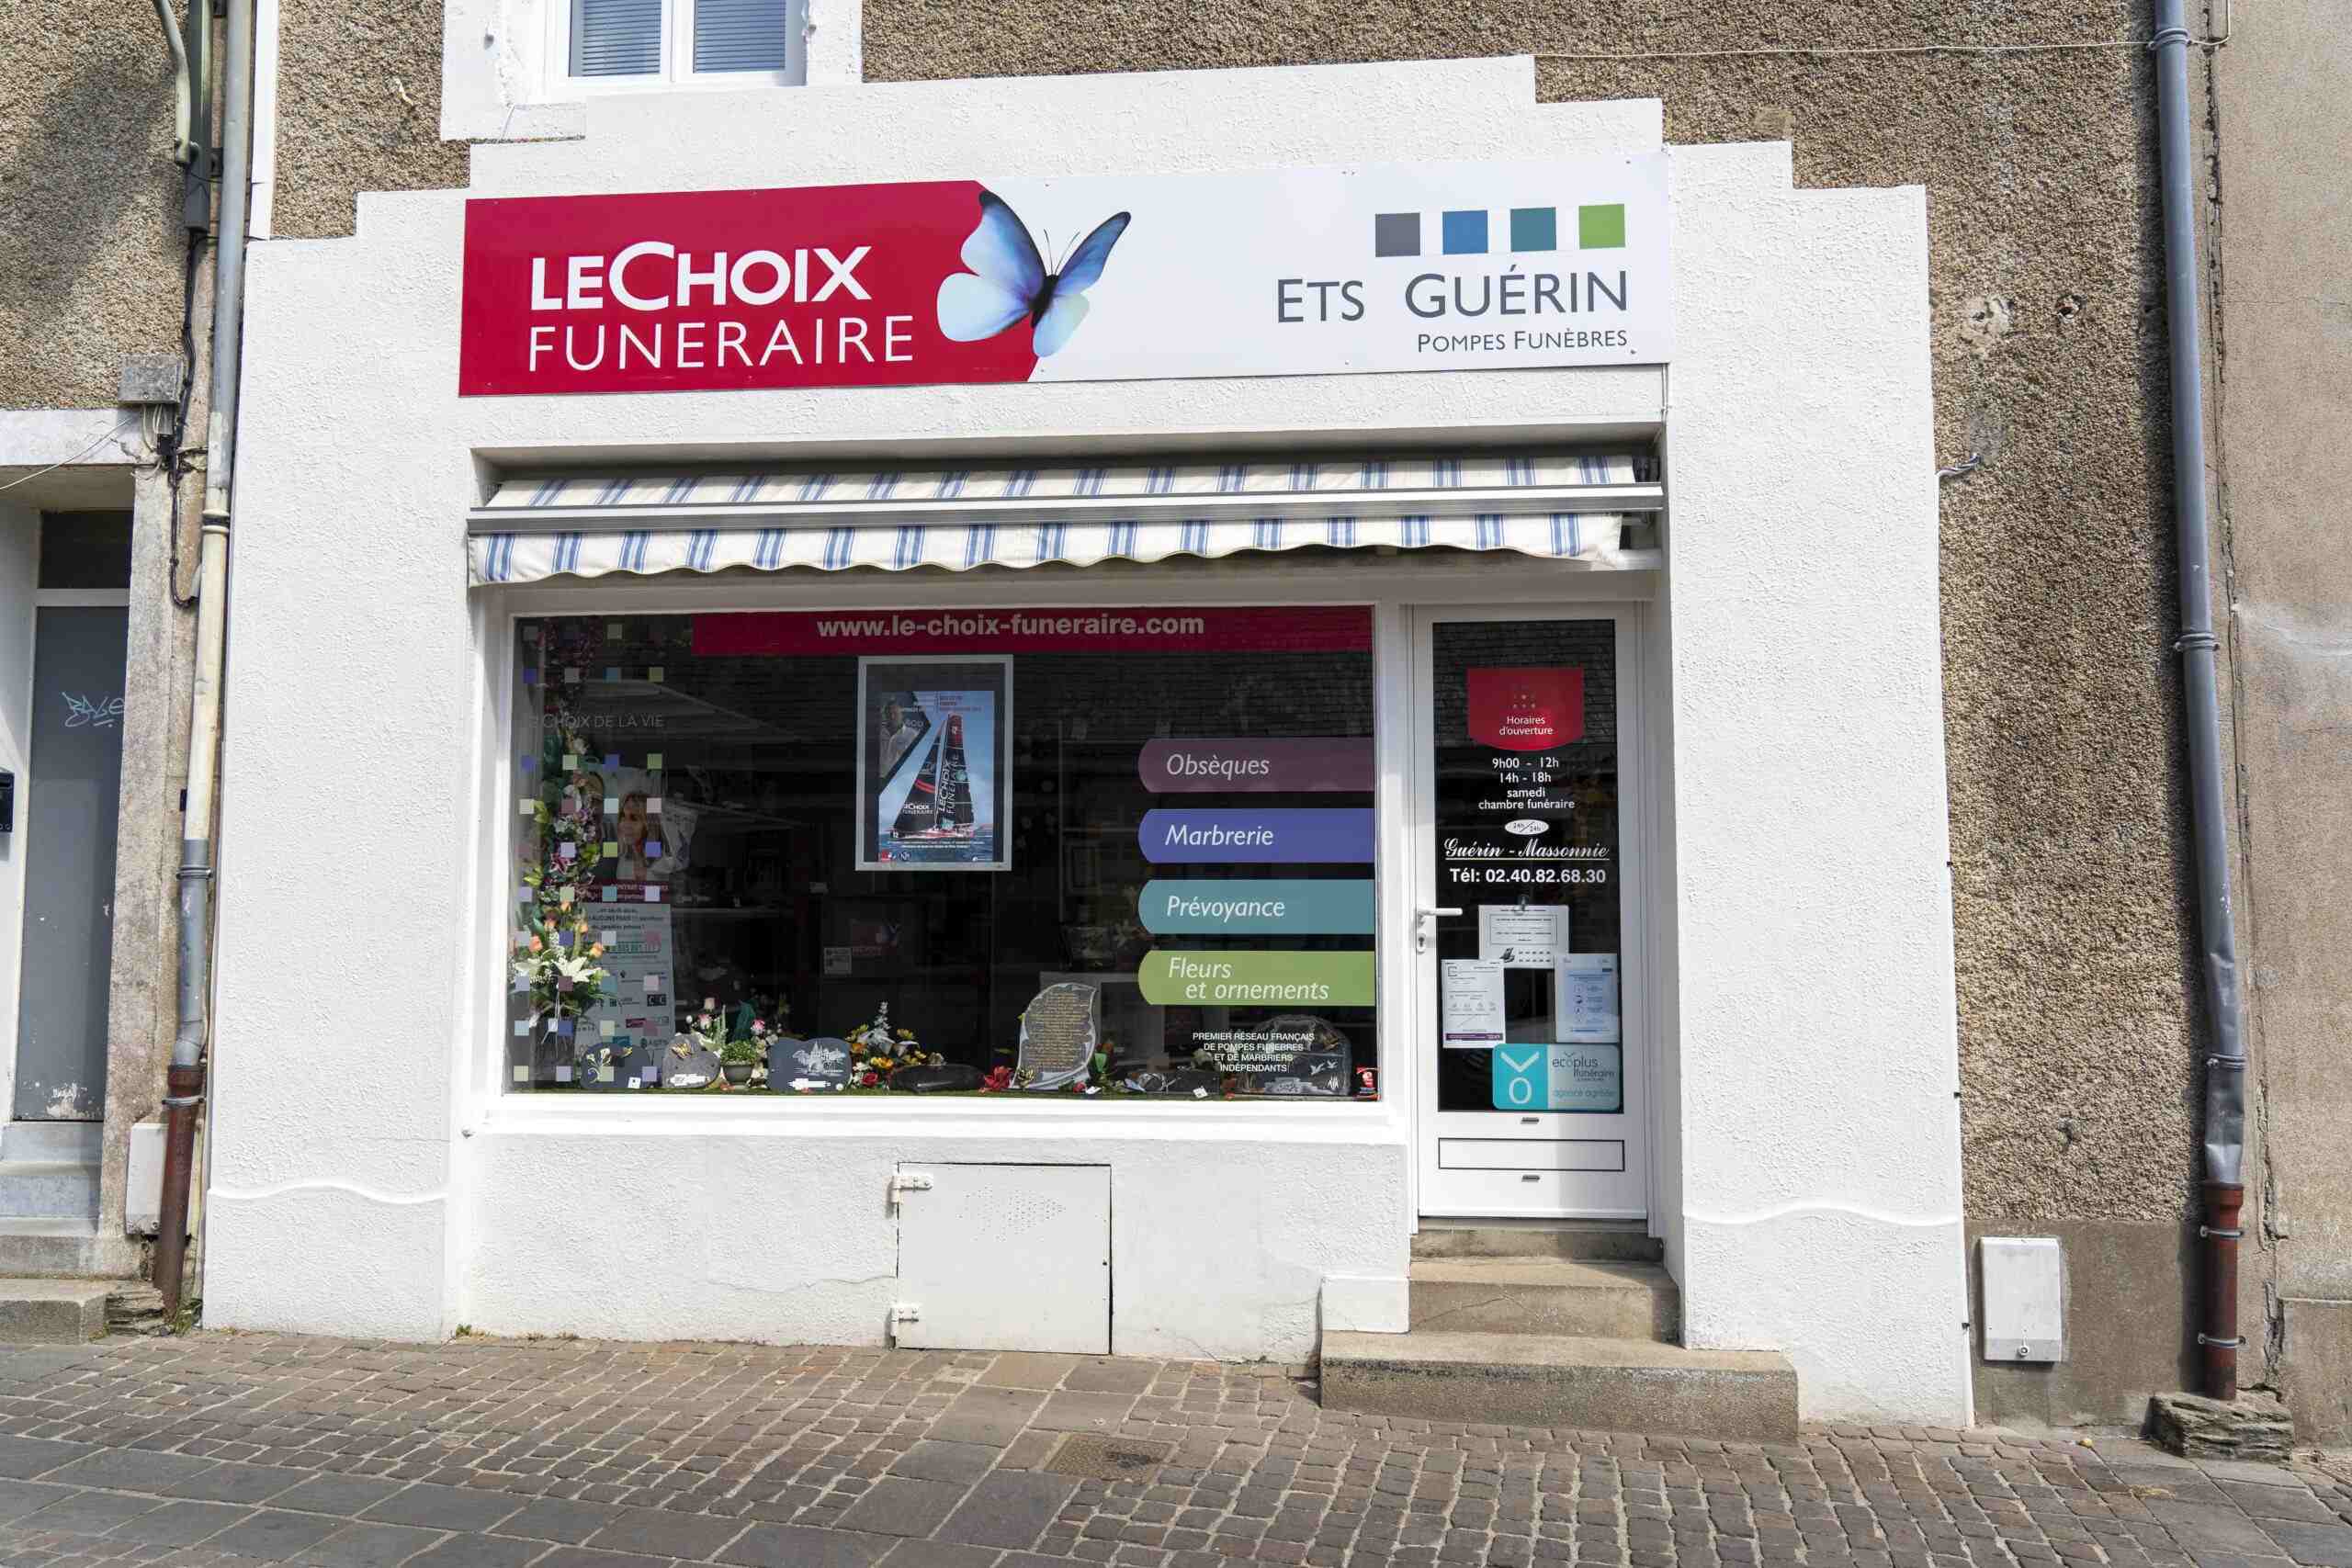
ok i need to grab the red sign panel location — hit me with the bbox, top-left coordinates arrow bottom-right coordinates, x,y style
1466,668 -> 1586,751
459,181 -> 1040,397
693,606 -> 1374,658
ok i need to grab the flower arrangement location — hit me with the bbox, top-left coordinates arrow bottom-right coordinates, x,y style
687,998 -> 729,1055
510,905 -> 612,1037
513,672 -> 616,1072
846,1004 -> 945,1088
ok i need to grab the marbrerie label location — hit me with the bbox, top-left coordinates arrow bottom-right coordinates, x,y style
1138,809 -> 1374,864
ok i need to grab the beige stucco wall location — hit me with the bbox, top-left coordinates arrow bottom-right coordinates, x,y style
269,0 -> 468,243
2211,0 -> 2352,1443
0,0 -> 189,411
264,3 -> 2246,1424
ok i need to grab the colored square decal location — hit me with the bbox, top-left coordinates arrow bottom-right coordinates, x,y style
1441,209 -> 1489,255
1578,203 -> 1627,249
1509,207 -> 1557,252
1374,212 -> 1420,257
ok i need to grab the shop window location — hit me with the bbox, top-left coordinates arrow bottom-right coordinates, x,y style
562,0 -> 793,87
506,608 -> 1380,1103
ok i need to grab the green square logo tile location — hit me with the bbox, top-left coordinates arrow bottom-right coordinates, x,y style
1578,203 -> 1626,249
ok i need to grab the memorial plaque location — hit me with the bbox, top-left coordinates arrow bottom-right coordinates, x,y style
617,1038 -> 666,1089
1018,982 -> 1100,1091
1257,1050 -> 1347,1098
1118,1066 -> 1224,1098
662,1036 -> 719,1089
774,1035 -> 853,1092
574,1043 -> 624,1091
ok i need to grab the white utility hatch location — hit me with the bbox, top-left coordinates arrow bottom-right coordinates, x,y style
892,1163 -> 1110,1353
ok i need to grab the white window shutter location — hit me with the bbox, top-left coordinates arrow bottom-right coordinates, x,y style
571,0 -> 662,75
692,0 -> 790,73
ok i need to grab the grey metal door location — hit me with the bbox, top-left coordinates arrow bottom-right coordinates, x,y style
12,606 -> 128,1121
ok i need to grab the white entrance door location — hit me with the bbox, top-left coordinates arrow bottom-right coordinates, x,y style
1411,607 -> 1645,1219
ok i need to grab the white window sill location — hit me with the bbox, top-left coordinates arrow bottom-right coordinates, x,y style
469,1089 -> 1411,1145
441,0 -> 859,143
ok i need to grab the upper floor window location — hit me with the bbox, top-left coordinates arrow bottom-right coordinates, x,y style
560,0 -> 797,88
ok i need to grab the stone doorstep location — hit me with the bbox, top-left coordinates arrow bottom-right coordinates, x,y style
0,1160 -> 99,1222
1319,1327 -> 1800,1444
1411,1222 -> 1665,1264
0,1219 -> 149,1280
1406,1258 -> 1680,1341
0,1279 -> 115,1344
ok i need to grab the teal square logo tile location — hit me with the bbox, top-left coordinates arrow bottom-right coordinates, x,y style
1509,207 -> 1557,252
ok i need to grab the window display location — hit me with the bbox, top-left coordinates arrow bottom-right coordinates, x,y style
507,607 -> 1378,1100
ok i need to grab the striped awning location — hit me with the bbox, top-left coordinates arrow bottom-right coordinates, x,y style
467,451 -> 1661,586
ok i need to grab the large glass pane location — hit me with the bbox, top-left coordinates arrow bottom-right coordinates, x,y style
571,0 -> 662,77
1430,619 -> 1622,1114
691,0 -> 788,73
506,608 -> 1379,1101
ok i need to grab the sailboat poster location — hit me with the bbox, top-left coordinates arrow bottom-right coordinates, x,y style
856,656 -> 1012,872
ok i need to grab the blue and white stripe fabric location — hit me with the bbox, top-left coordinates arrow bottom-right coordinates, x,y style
468,451 -> 1656,586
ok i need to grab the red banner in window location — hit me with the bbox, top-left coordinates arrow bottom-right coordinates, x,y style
692,605 -> 1373,657
1467,667 -> 1585,750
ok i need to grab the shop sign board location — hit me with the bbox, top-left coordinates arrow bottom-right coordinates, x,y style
458,155 -> 1671,396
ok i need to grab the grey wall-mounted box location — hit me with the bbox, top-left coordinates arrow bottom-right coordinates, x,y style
1980,1235 -> 2066,1363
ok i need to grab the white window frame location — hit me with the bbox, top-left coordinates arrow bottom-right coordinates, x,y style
543,0 -> 806,96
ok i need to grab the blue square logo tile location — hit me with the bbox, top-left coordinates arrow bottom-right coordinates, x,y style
1441,209 -> 1489,255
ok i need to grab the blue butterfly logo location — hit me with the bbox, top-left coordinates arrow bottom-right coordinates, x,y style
936,188 -> 1132,358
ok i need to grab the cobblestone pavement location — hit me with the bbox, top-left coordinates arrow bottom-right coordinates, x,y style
0,1337 -> 2341,1568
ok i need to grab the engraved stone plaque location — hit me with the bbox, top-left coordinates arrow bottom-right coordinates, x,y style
774,1035 -> 853,1092
1018,982 -> 1100,1091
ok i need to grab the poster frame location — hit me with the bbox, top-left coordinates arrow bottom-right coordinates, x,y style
854,654 -> 1014,873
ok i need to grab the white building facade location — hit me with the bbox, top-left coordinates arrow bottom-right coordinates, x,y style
207,55 -> 1967,1426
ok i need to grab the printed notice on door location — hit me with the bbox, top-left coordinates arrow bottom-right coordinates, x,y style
1557,953 -> 1621,1043
1441,958 -> 1507,1047
1479,905 -> 1567,968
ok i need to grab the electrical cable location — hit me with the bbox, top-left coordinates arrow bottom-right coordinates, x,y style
0,419 -> 140,495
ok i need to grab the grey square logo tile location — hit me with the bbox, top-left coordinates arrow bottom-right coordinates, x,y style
1374,212 -> 1422,258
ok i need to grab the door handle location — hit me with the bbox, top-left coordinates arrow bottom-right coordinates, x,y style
1415,908 -> 1462,953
